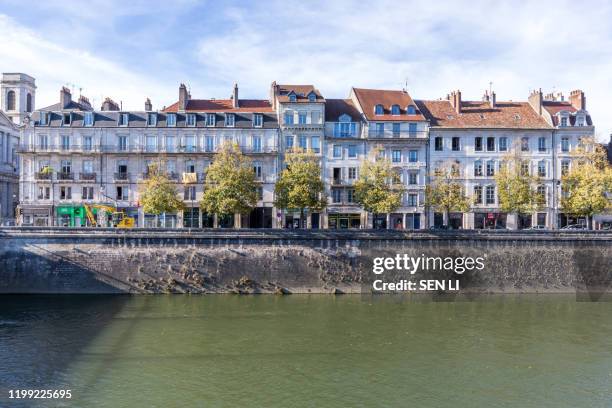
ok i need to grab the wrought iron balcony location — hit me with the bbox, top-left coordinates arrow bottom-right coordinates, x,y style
57,172 -> 74,181
79,172 -> 97,182
34,171 -> 53,180
114,172 -> 130,181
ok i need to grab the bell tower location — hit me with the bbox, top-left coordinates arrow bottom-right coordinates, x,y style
1,73 -> 36,125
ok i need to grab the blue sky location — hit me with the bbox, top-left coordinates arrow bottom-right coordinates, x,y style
1,0 -> 611,140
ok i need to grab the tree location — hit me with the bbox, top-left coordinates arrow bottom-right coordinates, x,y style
354,146 -> 404,220
425,161 -> 470,227
274,148 -> 326,228
139,162 -> 184,215
495,146 -> 544,217
560,137 -> 612,229
200,141 -> 258,221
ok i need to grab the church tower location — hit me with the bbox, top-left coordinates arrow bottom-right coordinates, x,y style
1,73 -> 36,125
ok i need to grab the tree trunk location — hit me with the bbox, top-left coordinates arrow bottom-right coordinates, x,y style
300,208 -> 305,229
443,209 -> 449,227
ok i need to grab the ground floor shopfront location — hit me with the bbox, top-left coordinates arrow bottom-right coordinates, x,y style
430,210 -> 556,229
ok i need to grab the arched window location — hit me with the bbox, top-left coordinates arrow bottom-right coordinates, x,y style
374,104 -> 384,115
391,104 -> 400,115
407,105 -> 416,114
6,90 -> 15,111
26,93 -> 32,112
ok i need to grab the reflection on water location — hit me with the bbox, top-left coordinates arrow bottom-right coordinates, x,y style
1,295 -> 611,407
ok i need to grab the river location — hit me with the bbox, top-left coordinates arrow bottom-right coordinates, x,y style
0,295 -> 611,407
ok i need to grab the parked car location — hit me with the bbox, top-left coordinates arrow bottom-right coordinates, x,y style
430,225 -> 450,230
561,224 -> 587,230
525,225 -> 546,230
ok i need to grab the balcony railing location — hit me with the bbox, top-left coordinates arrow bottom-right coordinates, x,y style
329,178 -> 355,186
114,172 -> 129,181
367,130 -> 427,139
35,171 -> 53,180
142,171 -> 179,180
79,172 -> 97,182
57,172 -> 74,181
18,144 -> 103,153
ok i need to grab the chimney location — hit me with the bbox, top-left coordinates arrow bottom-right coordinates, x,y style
569,90 -> 585,110
490,91 -> 496,108
78,95 -> 92,110
232,83 -> 239,108
449,90 -> 461,114
528,88 -> 543,115
60,87 -> 72,109
145,98 -> 152,111
101,97 -> 119,111
482,90 -> 490,102
178,83 -> 189,112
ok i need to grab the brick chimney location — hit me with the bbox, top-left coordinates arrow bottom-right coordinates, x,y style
178,83 -> 189,112
528,88 -> 543,115
490,91 -> 496,108
101,97 -> 119,111
78,95 -> 92,110
569,90 -> 585,110
232,83 -> 239,108
60,87 -> 72,109
449,90 -> 461,114
145,98 -> 152,111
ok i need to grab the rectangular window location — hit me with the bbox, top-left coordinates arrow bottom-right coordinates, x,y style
347,189 -> 355,203
166,114 -> 176,127
537,186 -> 547,205
521,137 -> 529,152
376,123 -> 384,136
83,136 -> 92,151
298,135 -> 308,150
392,123 -> 400,136
184,186 -> 196,201
186,114 -> 196,127
538,137 -> 546,152
225,113 -> 235,127
408,172 -> 418,185
348,167 -> 357,179
408,150 -> 418,163
38,135 -> 48,149
61,160 -> 71,174
116,186 -> 128,201
61,135 -> 70,150
520,161 -> 530,176
118,136 -> 128,151
38,186 -> 50,200
84,112 -> 94,126
311,136 -> 320,153
285,136 -> 294,151
252,136 -> 262,153
332,189 -> 342,203
82,160 -> 93,174
63,113 -> 71,126
561,160 -> 570,176
146,135 -> 157,152
560,117 -> 568,127
253,162 -> 262,179
434,137 -> 443,151
561,137 -> 569,152
487,137 -> 495,152
452,137 -> 460,151
119,113 -> 129,126
284,111 -> 294,125
392,150 -> 401,163
82,186 -> 93,200
538,161 -> 546,177
485,186 -> 495,205
348,145 -> 357,158
499,137 -> 508,152
60,186 -> 72,200
165,136 -> 175,152
474,161 -> 483,177
298,111 -> 307,124
253,114 -> 263,128
407,193 -> 418,207
205,113 -> 216,127
333,145 -> 341,158
147,113 -> 157,126
475,136 -> 483,151
205,136 -> 214,152
486,160 -> 495,177
185,136 -> 196,152
408,123 -> 417,136
39,112 -> 48,126
474,186 -> 483,204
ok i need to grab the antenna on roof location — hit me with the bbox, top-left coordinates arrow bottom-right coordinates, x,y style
79,87 -> 83,97
489,81 -> 493,95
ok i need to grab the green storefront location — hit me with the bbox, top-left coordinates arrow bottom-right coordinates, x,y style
55,205 -> 99,227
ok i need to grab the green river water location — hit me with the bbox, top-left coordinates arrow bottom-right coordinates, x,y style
0,294 -> 611,407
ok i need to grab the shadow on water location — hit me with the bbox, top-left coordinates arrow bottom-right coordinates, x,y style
0,295 -> 131,407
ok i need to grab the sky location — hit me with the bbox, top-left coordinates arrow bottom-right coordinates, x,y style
0,0 -> 611,140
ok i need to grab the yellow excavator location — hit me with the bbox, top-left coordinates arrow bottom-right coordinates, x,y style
83,204 -> 135,228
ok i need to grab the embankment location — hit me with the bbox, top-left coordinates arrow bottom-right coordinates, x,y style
0,228 -> 610,295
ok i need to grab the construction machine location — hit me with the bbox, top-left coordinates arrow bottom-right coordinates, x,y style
83,204 -> 135,228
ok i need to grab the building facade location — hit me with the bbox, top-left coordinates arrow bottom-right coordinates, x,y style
1,73 -> 36,125
0,110 -> 19,222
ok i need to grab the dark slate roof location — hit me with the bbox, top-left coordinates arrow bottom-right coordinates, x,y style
30,110 -> 279,129
39,101 -> 93,112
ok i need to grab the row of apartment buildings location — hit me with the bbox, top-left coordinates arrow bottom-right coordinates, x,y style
4,72 -> 609,229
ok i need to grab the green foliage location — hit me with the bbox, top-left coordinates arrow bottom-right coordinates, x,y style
561,137 -> 612,220
495,147 -> 543,214
40,166 -> 53,174
425,161 -> 470,221
139,163 -> 184,215
274,148 -> 327,221
354,146 -> 404,214
200,142 -> 257,216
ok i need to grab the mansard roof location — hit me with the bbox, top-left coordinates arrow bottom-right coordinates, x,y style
416,99 -> 552,129
542,101 -> 593,126
163,99 -> 274,113
352,88 -> 425,121
324,99 -> 361,122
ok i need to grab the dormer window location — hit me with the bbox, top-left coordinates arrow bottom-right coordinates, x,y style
288,92 -> 297,102
560,116 -> 568,127
391,104 -> 400,115
119,113 -> 129,127
253,113 -> 263,128
575,114 -> 585,127
407,105 -> 416,115
84,112 -> 94,127
186,113 -> 196,127
166,113 -> 176,127
226,113 -> 235,127
62,112 -> 72,126
308,92 -> 316,102
205,113 -> 216,127
147,113 -> 157,126
374,104 -> 384,115
39,111 -> 48,126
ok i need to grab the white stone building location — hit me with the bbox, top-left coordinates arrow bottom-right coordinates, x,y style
0,110 -> 19,222
1,73 -> 36,125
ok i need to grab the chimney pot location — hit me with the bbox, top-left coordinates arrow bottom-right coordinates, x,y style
569,89 -> 585,110
145,98 -> 152,111
60,87 -> 72,109
232,83 -> 239,108
178,83 -> 189,112
490,91 -> 496,108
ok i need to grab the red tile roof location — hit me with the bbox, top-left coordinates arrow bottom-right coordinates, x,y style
416,99 -> 551,129
542,101 -> 592,126
275,84 -> 324,103
163,99 -> 274,113
324,99 -> 361,121
352,88 -> 425,121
